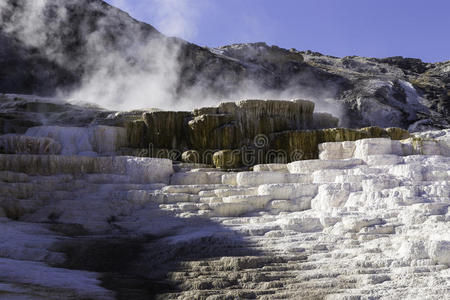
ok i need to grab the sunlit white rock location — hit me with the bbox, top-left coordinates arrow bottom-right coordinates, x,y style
288,159 -> 364,174
278,214 -> 323,233
341,216 -> 385,233
258,183 -> 318,200
221,173 -> 238,186
312,169 -> 350,184
170,171 -> 223,185
361,176 -> 401,193
253,163 -> 288,172
365,154 -> 403,165
398,240 -> 429,261
319,141 -> 355,160
236,171 -> 286,186
311,183 -> 354,212
222,195 -> 272,210
214,187 -> 258,197
353,138 -> 393,161
428,240 -> 450,265
389,163 -> 424,182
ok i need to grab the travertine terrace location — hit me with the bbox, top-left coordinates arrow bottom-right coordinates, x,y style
0,100 -> 448,298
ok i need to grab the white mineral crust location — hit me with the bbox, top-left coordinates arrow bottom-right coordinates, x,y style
0,131 -> 449,299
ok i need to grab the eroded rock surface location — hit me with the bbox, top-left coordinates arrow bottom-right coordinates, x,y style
124,99 -> 342,165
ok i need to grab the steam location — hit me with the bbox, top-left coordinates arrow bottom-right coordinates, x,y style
0,0 -> 344,123
151,0 -> 201,40
110,0 -> 201,40
70,34 -> 182,110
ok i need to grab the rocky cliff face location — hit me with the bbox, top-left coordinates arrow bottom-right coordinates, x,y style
0,0 -> 448,130
298,51 -> 450,130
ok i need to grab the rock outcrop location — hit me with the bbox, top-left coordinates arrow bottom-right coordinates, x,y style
126,99 -> 339,165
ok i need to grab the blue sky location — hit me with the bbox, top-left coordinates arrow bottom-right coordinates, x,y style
106,0 -> 450,62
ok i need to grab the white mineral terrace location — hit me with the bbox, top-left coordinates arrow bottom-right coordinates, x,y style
0,130 -> 449,299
